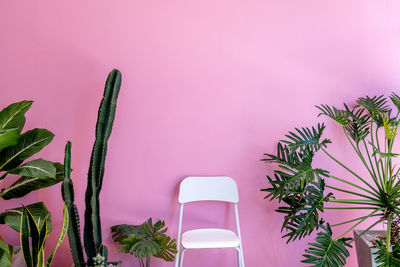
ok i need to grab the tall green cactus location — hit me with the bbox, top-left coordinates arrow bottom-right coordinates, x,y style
62,69 -> 122,266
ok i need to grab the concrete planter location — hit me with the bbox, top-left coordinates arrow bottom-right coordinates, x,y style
71,261 -> 122,267
354,230 -> 385,267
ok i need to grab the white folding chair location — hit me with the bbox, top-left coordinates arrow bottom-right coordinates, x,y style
175,176 -> 245,267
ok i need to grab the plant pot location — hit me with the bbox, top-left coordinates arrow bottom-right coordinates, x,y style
107,261 -> 122,267
71,261 -> 122,267
354,230 -> 386,267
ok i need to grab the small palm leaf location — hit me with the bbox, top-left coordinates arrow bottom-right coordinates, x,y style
357,95 -> 389,122
282,124 -> 331,153
302,224 -> 351,267
390,93 -> 400,113
262,144 -> 329,201
344,104 -> 370,143
373,240 -> 400,266
316,105 -> 350,126
279,180 -> 333,243
382,113 -> 397,140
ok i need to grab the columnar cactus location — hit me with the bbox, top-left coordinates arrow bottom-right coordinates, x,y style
62,69 -> 122,266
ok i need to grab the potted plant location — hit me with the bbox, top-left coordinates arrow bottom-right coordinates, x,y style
263,94 -> 400,266
0,100 -> 64,266
111,218 -> 177,267
61,69 -> 122,267
19,205 -> 68,267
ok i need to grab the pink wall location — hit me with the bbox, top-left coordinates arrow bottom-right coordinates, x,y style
1,1 -> 400,266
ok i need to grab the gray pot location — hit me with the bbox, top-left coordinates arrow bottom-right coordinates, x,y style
71,262 -> 122,267
354,230 -> 385,267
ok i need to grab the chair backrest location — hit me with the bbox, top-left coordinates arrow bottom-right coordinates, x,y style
178,176 -> 239,204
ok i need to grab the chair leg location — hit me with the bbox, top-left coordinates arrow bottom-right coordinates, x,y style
179,248 -> 186,267
239,247 -> 245,267
174,250 -> 180,267
235,247 -> 241,267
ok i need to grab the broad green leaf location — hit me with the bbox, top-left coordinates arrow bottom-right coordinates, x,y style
0,129 -> 19,152
0,128 -> 54,171
0,202 -> 52,233
0,174 -> 62,200
0,239 -> 12,267
0,101 -> 32,132
8,159 -> 56,179
46,205 -> 69,267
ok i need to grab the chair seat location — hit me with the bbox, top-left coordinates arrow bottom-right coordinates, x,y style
181,228 -> 240,249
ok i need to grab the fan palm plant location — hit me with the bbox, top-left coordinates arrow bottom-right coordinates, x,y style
263,94 -> 400,266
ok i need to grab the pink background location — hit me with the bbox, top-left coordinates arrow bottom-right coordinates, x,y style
1,1 -> 400,266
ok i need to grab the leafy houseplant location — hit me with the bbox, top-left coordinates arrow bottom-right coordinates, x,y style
20,205 -> 68,267
111,218 -> 177,267
0,101 -> 64,266
61,69 -> 122,266
263,94 -> 400,266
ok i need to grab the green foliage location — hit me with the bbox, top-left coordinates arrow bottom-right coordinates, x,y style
0,202 -> 52,233
263,94 -> 400,266
20,205 -> 69,267
281,123 -> 331,153
276,180 -> 333,243
0,101 -> 63,267
111,218 -> 177,267
262,143 -> 329,201
373,240 -> 400,267
0,240 -> 12,267
302,224 -> 351,267
61,69 -> 122,266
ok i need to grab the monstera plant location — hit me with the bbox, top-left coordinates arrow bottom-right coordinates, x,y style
0,100 -> 63,266
111,218 -> 177,267
263,94 -> 400,266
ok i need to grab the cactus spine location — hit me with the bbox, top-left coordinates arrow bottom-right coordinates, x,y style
62,69 -> 122,266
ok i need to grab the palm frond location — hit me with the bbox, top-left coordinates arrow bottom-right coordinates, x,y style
262,144 -> 329,201
357,95 -> 389,122
316,105 -> 350,126
344,104 -> 370,143
278,180 -> 333,243
281,124 -> 331,153
373,240 -> 400,266
382,113 -> 397,140
390,93 -> 400,113
302,224 -> 352,267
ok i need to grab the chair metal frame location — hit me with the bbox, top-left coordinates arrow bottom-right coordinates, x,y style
175,176 -> 245,267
